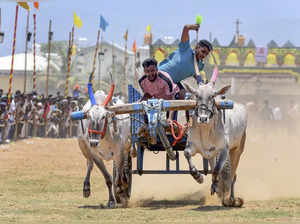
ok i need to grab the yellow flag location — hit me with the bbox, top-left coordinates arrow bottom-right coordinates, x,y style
146,24 -> 151,33
123,29 -> 128,41
71,44 -> 76,56
73,12 -> 83,29
18,2 -> 30,11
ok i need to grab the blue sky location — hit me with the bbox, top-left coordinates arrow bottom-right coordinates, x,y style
1,0 -> 300,56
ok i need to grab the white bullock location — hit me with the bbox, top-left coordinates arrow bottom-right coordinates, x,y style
77,80 -> 131,208
183,81 -> 247,207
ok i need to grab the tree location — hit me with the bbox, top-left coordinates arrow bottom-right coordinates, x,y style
40,41 -> 69,73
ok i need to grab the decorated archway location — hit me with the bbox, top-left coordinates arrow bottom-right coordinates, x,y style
225,51 -> 239,66
283,53 -> 296,67
266,53 -> 278,67
154,48 -> 166,64
244,52 -> 256,67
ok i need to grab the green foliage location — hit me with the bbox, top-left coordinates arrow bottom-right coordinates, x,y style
40,41 -> 69,73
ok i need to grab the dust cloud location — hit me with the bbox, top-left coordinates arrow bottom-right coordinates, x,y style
130,119 -> 300,204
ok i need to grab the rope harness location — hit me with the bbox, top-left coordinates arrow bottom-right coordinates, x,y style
168,120 -> 188,146
88,117 -> 108,139
195,103 -> 215,119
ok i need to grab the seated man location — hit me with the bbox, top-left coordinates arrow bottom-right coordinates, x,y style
138,58 -> 179,160
139,58 -> 179,101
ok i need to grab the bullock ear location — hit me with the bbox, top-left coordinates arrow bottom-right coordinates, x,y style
215,85 -> 231,96
181,82 -> 197,95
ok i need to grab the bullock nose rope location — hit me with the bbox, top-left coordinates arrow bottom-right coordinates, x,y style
168,120 -> 188,146
88,117 -> 108,139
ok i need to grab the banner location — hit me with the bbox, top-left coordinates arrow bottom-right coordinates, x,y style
255,47 -> 268,63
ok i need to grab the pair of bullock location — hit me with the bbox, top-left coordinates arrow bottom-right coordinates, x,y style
77,76 -> 247,208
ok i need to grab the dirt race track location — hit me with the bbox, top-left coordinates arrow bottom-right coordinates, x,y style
0,127 -> 300,224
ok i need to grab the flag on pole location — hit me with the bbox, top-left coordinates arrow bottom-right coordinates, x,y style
99,15 -> 109,31
18,2 -> 30,11
132,40 -> 136,53
123,29 -> 128,41
146,24 -> 151,33
73,12 -> 82,29
33,2 -> 39,10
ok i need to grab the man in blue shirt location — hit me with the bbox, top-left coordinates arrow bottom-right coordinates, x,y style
158,24 -> 213,99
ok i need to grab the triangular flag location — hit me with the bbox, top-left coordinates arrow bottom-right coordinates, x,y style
123,29 -> 128,41
18,2 -> 30,11
33,2 -> 39,10
99,15 -> 109,32
146,24 -> 151,33
132,40 -> 136,53
73,12 -> 83,29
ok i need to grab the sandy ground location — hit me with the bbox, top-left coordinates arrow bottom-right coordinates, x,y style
0,122 -> 299,206
0,123 -> 300,224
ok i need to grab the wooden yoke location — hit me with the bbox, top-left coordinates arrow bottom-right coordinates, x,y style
106,100 -> 197,115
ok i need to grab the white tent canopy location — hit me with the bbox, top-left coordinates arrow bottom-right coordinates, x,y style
0,53 -> 59,71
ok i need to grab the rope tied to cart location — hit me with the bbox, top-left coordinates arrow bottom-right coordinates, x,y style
168,120 -> 188,146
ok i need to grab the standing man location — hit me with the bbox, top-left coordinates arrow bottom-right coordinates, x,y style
158,24 -> 213,99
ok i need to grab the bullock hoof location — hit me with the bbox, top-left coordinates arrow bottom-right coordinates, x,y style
83,182 -> 91,198
233,197 -> 244,207
120,197 -> 129,208
191,168 -> 204,184
210,181 -> 219,195
106,200 -> 116,209
222,197 -> 244,207
166,148 -> 176,161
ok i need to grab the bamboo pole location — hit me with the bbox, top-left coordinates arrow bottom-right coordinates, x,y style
23,10 -> 30,93
134,50 -> 137,88
5,5 -> 19,143
45,20 -> 52,137
32,13 -> 37,91
122,33 -> 128,98
91,29 -> 101,87
46,19 -> 52,98
7,5 -> 19,106
64,26 -> 74,98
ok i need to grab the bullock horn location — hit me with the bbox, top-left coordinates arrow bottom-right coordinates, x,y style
106,103 -> 143,115
102,84 -> 115,107
88,73 -> 97,106
162,100 -> 196,111
210,66 -> 218,84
